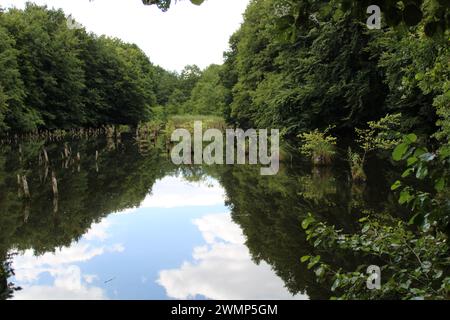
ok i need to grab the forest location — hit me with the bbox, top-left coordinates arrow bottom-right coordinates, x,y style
0,3 -> 222,132
0,0 -> 449,300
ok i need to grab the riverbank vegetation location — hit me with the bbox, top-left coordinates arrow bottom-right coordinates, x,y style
0,4 -> 222,135
0,0 -> 449,299
147,0 -> 449,299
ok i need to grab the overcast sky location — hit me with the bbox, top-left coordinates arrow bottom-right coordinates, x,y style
2,0 -> 250,72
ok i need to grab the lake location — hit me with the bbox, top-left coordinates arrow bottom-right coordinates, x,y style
0,133 -> 402,300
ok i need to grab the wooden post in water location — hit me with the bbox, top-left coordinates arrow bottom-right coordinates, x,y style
23,202 -> 30,223
21,175 -> 30,199
64,143 -> 70,159
53,196 -> 58,215
17,174 -> 22,197
19,144 -> 23,163
43,147 -> 49,164
51,171 -> 58,198
44,165 -> 49,183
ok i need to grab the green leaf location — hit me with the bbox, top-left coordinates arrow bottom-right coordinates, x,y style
391,180 -> 402,190
403,133 -> 417,143
331,278 -> 340,291
401,168 -> 413,178
415,165 -> 428,179
413,148 -> 427,157
307,255 -> 321,269
301,255 -> 311,263
415,73 -> 424,81
406,156 -> 418,166
435,178 -> 445,192
392,143 -> 408,161
302,215 -> 315,230
399,190 -> 412,204
190,0 -> 205,5
439,146 -> 450,159
315,266 -> 325,278
361,224 -> 370,233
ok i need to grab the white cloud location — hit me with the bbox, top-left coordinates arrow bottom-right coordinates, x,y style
84,219 -> 111,241
111,176 -> 225,214
11,219 -> 124,300
194,213 -> 244,245
14,244 -> 106,283
139,176 -> 226,208
157,213 -> 308,300
83,274 -> 99,284
2,0 -> 250,72
12,266 -> 107,300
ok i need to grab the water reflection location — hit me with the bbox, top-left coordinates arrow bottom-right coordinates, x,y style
7,173 -> 305,300
0,136 -> 399,299
158,212 -> 306,300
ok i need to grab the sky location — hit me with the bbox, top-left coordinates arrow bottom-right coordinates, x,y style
11,175 -> 306,300
2,0 -> 250,72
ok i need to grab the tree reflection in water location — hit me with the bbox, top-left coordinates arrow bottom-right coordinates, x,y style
0,135 -> 401,299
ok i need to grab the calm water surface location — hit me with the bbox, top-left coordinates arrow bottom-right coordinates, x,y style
0,135 -> 399,299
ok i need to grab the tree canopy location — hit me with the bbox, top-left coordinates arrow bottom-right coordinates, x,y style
0,4 -> 204,134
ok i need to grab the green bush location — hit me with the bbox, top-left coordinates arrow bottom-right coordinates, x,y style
298,128 -> 336,165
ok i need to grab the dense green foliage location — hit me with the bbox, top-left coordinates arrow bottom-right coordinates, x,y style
0,4 -> 216,134
215,0 -> 449,299
182,65 -> 227,115
220,0 -> 448,138
0,0 -> 449,300
0,4 -> 162,132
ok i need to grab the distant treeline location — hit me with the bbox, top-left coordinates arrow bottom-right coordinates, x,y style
1,2 -> 448,144
0,4 -> 222,134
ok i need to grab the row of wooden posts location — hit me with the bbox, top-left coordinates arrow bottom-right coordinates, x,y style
0,127 -> 113,145
13,123 -> 167,202
17,171 -> 58,199
17,145 -> 102,200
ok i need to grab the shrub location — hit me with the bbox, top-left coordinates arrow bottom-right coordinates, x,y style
298,127 -> 337,165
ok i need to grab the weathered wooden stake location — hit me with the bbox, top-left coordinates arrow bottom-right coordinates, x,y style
64,143 -> 70,158
22,175 -> 30,198
23,203 -> 30,223
53,197 -> 58,215
51,171 -> 58,197
43,147 -> 49,163
44,166 -> 49,183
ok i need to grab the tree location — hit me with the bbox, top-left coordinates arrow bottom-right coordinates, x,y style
153,66 -> 179,106
0,23 -> 40,131
183,64 -> 227,115
0,4 -> 165,133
